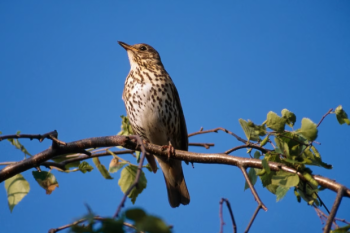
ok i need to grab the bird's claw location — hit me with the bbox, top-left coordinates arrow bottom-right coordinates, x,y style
161,141 -> 175,160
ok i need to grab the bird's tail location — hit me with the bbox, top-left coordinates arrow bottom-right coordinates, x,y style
156,156 -> 190,207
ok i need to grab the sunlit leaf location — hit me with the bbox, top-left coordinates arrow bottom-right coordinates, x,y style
32,171 -> 59,194
118,165 -> 147,204
238,119 -> 260,141
109,158 -> 128,173
281,109 -> 296,127
266,111 -> 286,132
7,138 -> 31,157
260,136 -> 269,146
261,158 -> 271,174
331,224 -> 350,233
93,157 -> 113,179
5,174 -> 30,212
297,118 -> 318,141
271,170 -> 299,188
335,105 -> 350,125
276,186 -> 289,201
118,115 -> 134,136
136,151 -> 141,163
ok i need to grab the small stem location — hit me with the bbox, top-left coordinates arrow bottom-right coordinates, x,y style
323,186 -> 345,233
317,108 -> 333,128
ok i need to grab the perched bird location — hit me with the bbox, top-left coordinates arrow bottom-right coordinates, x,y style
118,41 -> 190,207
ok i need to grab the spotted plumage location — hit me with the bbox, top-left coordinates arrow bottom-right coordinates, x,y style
118,41 -> 190,207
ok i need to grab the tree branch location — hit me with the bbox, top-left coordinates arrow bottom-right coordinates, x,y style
188,142 -> 215,149
188,127 -> 247,144
0,135 -> 349,199
317,108 -> 333,128
219,198 -> 237,233
323,186 -> 345,233
245,205 -> 262,233
0,130 -> 66,145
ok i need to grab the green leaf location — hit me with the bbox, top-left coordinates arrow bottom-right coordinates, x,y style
260,171 -> 274,186
266,111 -> 286,132
109,158 -> 128,173
238,119 -> 260,141
32,171 -> 59,194
244,167 -> 257,190
276,186 -> 289,201
125,208 -> 171,233
5,174 -> 30,212
79,161 -> 94,173
271,170 -> 299,187
118,115 -> 134,136
144,163 -> 155,173
125,208 -> 147,221
310,146 -> 332,169
274,136 -> 290,157
260,136 -> 269,146
294,188 -> 301,202
281,109 -> 296,127
265,184 -> 278,194
118,165 -> 147,204
297,118 -> 318,141
302,172 -> 318,189
335,105 -> 350,125
99,218 -> 124,233
137,215 -> 171,233
331,224 -> 350,233
254,151 -> 261,159
93,157 -> 113,179
7,138 -> 31,157
136,151 -> 141,163
51,154 -> 80,169
261,158 -> 271,174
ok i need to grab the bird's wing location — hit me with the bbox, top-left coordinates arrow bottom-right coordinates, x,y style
171,84 -> 188,151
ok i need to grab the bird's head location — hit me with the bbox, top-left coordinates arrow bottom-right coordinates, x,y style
118,41 -> 162,69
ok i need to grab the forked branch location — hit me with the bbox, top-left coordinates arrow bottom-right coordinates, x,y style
219,198 -> 237,233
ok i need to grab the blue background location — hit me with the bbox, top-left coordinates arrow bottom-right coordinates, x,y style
1,1 -> 350,232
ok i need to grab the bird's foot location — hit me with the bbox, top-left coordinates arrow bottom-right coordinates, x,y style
161,141 -> 175,160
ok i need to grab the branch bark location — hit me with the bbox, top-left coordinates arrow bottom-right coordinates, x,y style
0,135 -> 349,199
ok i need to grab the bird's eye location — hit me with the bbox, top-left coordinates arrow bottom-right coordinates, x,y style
140,46 -> 147,51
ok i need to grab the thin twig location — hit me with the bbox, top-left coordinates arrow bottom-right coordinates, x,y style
219,198 -> 237,233
113,135 -> 147,218
317,108 -> 333,128
314,205 -> 338,228
239,166 -> 267,211
43,150 -> 135,171
323,186 -> 345,233
48,216 -> 143,233
225,144 -> 269,155
315,192 -> 330,214
188,127 -> 246,144
188,142 -> 214,149
238,166 -> 266,233
0,130 -> 66,145
245,205 -> 262,233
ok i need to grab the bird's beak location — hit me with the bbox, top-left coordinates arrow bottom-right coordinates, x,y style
118,41 -> 137,52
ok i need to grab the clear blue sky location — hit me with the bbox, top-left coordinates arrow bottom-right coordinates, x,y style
1,1 -> 350,232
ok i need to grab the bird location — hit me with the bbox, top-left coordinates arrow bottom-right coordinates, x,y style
118,41 -> 190,207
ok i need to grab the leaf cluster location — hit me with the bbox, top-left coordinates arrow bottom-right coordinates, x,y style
242,107 -> 348,204
70,208 -> 171,233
